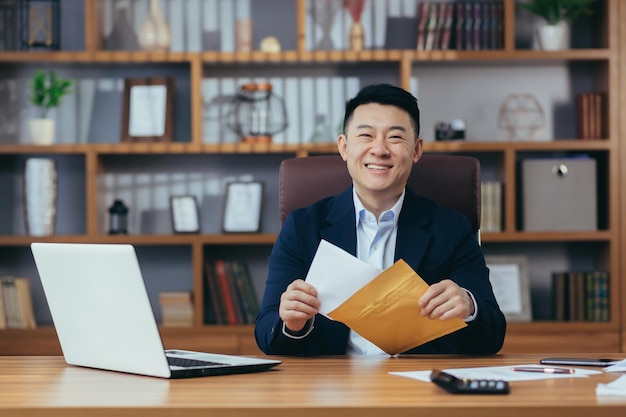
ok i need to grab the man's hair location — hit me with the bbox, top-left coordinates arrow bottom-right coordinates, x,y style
342,83 -> 420,136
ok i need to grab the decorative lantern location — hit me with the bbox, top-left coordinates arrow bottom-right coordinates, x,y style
225,82 -> 288,143
108,199 -> 128,235
20,0 -> 60,50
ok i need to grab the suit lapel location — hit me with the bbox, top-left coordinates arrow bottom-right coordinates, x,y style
395,191 -> 432,272
320,188 -> 358,257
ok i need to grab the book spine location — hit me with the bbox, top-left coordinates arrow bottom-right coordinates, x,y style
214,259 -> 239,325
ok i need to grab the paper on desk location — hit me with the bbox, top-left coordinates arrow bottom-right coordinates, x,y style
596,375 -> 626,396
603,359 -> 626,373
305,240 -> 467,355
390,364 -> 602,382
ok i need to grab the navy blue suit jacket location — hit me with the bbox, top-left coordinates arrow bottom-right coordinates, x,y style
255,187 -> 506,356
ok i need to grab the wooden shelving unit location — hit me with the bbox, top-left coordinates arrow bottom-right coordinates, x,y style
0,0 -> 622,355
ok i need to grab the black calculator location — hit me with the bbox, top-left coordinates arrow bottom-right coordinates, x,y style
430,369 -> 510,394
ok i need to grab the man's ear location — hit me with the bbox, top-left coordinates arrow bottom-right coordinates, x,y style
337,134 -> 348,161
413,137 -> 424,163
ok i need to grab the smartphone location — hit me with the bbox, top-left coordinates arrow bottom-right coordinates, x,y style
540,357 -> 620,367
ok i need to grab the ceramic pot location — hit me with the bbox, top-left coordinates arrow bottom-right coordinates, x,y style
536,21 -> 569,51
24,158 -> 57,236
138,0 -> 171,52
28,118 -> 55,145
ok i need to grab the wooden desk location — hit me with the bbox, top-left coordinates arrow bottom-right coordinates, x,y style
1,355 -> 624,417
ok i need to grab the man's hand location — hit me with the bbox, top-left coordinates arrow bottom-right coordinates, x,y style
418,279 -> 475,320
279,279 -> 321,332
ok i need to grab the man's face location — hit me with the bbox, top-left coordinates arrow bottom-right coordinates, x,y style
337,103 -> 423,207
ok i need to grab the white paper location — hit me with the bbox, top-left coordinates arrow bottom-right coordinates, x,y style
596,375 -> 626,396
305,240 -> 382,316
390,364 -> 602,382
604,358 -> 626,373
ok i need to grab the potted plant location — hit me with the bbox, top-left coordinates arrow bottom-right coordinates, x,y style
28,70 -> 73,145
521,0 -> 597,50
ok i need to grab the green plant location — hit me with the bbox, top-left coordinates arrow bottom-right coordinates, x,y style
29,70 -> 73,118
521,0 -> 597,25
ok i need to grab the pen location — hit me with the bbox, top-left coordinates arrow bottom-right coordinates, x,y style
512,366 -> 574,374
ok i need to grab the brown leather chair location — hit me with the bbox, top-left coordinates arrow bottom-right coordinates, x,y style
278,154 -> 481,237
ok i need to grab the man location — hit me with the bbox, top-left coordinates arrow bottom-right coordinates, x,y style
255,83 -> 506,355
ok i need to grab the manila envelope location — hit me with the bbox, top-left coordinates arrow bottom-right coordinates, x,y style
327,259 -> 467,355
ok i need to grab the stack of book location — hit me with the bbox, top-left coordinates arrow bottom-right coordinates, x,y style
416,1 -> 504,51
551,270 -> 609,322
481,181 -> 503,233
204,260 -> 260,325
158,292 -> 194,327
0,277 -> 37,329
575,92 -> 607,140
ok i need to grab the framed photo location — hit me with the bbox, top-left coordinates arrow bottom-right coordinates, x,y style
121,77 -> 175,142
170,195 -> 200,234
485,255 -> 532,322
222,181 -> 263,233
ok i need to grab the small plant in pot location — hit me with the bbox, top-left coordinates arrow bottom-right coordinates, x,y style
29,70 -> 73,145
521,0 -> 597,50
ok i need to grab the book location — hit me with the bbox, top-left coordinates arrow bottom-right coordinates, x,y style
206,260 -> 228,324
415,2 -> 430,51
424,3 -> 439,51
432,2 -> 447,50
213,259 -> 240,325
471,2 -> 482,50
551,271 -> 568,321
464,3 -> 474,50
439,3 -> 454,50
0,282 -> 5,329
0,277 -> 36,329
454,2 -> 465,50
159,291 -> 194,327
231,260 -> 260,324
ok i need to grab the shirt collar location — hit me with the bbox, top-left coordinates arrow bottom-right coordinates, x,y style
353,187 -> 405,227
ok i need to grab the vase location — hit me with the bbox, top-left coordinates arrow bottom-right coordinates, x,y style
138,0 -> 171,52
24,158 -> 57,237
28,118 -> 55,145
104,6 -> 140,51
349,21 -> 364,51
310,0 -> 341,50
536,21 -> 569,51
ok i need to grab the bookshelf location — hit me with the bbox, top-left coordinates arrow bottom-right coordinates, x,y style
0,0 -> 622,355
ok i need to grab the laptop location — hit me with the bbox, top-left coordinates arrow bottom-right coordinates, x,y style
31,242 -> 280,379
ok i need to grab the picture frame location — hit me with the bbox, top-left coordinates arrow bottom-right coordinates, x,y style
485,255 -> 532,322
121,77 -> 175,142
222,181 -> 263,233
170,195 -> 200,234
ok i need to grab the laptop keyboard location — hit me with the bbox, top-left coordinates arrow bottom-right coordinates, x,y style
167,356 -> 225,368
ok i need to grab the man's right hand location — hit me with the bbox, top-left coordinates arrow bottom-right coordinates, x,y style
279,279 -> 320,332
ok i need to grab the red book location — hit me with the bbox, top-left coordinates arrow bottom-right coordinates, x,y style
214,259 -> 239,325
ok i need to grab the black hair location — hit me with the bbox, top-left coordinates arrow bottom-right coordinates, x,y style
342,83 -> 420,136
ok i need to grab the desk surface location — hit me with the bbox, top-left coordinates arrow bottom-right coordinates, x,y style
1,354 -> 624,417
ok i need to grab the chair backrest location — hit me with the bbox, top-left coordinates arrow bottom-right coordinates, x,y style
278,154 -> 481,233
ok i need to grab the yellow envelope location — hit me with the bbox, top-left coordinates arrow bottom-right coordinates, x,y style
328,259 -> 467,355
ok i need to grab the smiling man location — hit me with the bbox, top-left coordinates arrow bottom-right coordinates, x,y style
254,84 -> 506,356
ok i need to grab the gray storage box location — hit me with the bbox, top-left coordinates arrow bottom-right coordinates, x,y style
522,158 -> 597,231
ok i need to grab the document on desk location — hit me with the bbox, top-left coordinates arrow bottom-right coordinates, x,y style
604,359 -> 626,373
305,240 -> 466,355
390,364 -> 602,382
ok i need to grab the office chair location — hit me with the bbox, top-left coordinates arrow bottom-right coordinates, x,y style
278,154 -> 481,240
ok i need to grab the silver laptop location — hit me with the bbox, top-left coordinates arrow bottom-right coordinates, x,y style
31,242 -> 280,379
